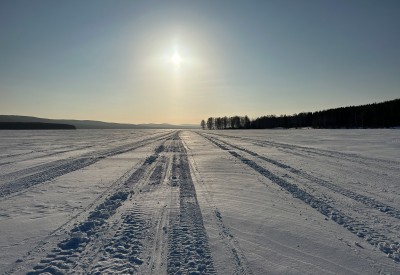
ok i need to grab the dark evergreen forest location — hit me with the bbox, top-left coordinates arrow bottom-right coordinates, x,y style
0,122 -> 76,130
201,98 -> 400,130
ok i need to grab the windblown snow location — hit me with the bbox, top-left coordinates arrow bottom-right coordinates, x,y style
0,129 -> 399,274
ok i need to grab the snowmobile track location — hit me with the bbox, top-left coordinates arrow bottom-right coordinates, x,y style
10,131 -> 219,274
0,132 -> 173,198
205,132 -> 400,170
204,133 -> 400,220
200,133 -> 400,262
11,140 -> 169,275
182,138 -> 254,275
167,135 -> 217,275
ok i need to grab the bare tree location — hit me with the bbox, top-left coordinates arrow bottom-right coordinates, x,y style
223,116 -> 228,129
206,117 -> 214,130
200,120 -> 206,130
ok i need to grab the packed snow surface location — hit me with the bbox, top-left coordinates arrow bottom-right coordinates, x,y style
0,129 -> 399,274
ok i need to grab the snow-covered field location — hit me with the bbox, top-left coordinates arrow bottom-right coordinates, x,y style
0,129 -> 399,274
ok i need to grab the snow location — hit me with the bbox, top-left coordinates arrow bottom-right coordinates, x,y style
0,129 -> 399,274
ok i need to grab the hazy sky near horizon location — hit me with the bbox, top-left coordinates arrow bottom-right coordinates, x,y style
1,1 -> 399,124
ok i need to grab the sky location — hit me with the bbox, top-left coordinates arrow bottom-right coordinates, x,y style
1,0 -> 399,125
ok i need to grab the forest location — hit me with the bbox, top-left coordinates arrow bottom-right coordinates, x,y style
201,99 -> 400,130
0,122 -> 76,130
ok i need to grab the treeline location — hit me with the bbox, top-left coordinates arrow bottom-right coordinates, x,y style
200,98 -> 400,129
0,122 -> 76,130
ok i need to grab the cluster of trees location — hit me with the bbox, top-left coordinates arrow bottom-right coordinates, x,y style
201,98 -> 400,130
200,116 -> 251,130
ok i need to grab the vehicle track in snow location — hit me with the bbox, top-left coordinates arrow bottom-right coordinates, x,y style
9,131 -> 221,274
199,132 -> 400,263
0,144 -> 95,167
203,133 -> 400,220
166,133 -> 217,275
207,132 -> 400,203
0,131 -> 169,181
0,132 -> 150,170
3,130 -> 399,274
205,132 -> 400,171
182,137 -> 254,275
14,139 -> 169,275
0,131 -> 173,198
0,131 -> 152,164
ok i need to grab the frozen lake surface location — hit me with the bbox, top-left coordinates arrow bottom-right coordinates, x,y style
0,129 -> 399,274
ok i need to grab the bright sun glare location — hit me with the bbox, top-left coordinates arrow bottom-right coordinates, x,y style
171,52 -> 182,66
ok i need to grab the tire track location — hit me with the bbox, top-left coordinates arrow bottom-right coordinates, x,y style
89,209 -> 151,274
0,131 -> 173,198
0,144 -> 95,167
0,131 -> 169,181
21,140 -> 169,275
73,138 -> 174,274
204,133 -> 400,220
29,131 -> 216,275
1,154 -> 147,274
0,132 -> 170,181
182,136 -> 254,275
200,133 -> 400,262
205,132 -> 400,170
167,134 -> 217,275
0,130 -> 153,166
0,132 -> 152,170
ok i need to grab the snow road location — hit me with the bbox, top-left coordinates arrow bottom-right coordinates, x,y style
0,129 -> 399,274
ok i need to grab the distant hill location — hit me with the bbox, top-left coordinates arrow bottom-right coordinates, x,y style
0,116 -> 198,129
0,122 -> 76,130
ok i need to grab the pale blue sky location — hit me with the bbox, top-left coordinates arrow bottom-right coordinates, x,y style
1,0 -> 399,124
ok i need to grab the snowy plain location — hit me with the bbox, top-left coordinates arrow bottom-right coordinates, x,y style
0,129 -> 399,274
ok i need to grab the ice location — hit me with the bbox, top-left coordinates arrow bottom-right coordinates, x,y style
0,129 -> 399,274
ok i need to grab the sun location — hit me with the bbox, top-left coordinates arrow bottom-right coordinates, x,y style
171,51 -> 182,66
